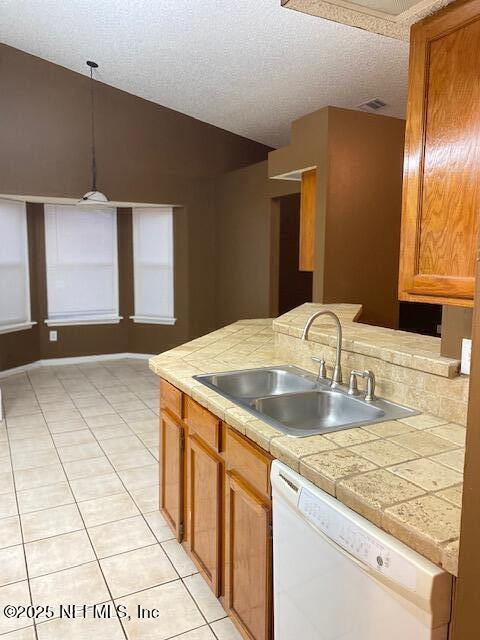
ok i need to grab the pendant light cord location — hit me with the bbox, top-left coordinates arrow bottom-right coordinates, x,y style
89,65 -> 97,192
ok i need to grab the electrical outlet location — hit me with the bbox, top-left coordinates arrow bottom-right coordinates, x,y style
461,338 -> 472,375
49,330 -> 58,342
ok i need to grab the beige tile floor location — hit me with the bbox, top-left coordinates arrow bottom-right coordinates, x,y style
0,360 -> 241,640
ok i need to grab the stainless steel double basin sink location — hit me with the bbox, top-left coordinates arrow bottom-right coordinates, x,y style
194,366 -> 417,438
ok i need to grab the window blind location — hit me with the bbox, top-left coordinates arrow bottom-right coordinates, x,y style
44,205 -> 119,324
132,207 -> 175,324
0,199 -> 31,329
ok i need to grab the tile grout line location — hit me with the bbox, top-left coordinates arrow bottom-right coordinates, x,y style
79,364 -> 220,631
28,368 -> 132,640
4,360 -> 231,639
180,575 -> 227,626
82,404 -> 217,635
60,363 -> 210,634
5,370 -> 40,640
5,512 -> 159,560
81,364 -> 219,638
6,412 -> 159,518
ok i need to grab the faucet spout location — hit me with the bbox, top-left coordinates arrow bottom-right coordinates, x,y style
302,310 -> 343,386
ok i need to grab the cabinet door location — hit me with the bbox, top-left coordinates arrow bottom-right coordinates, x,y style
225,470 -> 272,640
160,410 -> 184,541
187,434 -> 222,596
399,0 -> 480,307
299,168 -> 316,272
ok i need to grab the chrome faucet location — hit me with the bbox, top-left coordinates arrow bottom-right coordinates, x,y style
302,310 -> 343,386
349,369 -> 376,402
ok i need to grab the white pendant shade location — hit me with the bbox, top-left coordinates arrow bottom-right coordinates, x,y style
79,190 -> 109,205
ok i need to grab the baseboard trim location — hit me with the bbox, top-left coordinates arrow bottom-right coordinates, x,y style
0,353 -> 155,379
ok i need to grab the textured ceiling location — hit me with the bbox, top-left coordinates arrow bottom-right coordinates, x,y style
0,0 -> 409,147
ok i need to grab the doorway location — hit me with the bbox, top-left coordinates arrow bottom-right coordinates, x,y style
277,193 -> 312,315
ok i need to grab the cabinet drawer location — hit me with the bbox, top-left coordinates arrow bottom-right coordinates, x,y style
225,427 -> 271,501
160,379 -> 183,420
185,396 -> 222,452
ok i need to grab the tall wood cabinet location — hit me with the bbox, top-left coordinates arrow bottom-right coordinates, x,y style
160,379 -> 273,640
399,0 -> 480,307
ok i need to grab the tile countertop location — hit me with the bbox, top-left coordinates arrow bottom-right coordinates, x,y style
274,303 -> 461,378
149,313 -> 465,577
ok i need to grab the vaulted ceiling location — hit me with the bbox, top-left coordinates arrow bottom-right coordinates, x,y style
0,0 -> 409,147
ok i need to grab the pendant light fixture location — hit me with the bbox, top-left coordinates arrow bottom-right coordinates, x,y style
80,60 -> 109,205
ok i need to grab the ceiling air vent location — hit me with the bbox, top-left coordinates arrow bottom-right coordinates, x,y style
358,98 -> 387,112
281,0 -> 454,40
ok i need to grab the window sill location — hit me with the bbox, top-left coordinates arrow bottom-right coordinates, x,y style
44,316 -> 123,327
0,321 -> 37,336
129,316 -> 177,326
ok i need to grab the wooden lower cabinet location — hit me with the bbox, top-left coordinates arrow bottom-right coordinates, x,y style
187,433 -> 223,596
159,380 -> 273,640
225,470 -> 272,640
159,409 -> 185,542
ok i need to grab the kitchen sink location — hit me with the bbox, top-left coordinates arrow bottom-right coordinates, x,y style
194,366 -> 418,437
196,366 -> 317,402
251,390 -> 384,437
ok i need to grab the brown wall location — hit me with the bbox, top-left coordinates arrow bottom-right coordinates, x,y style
0,205 -> 41,371
269,106 -> 405,329
214,161 -> 299,328
268,108 -> 329,301
0,44 -> 270,370
441,306 -> 473,359
0,206 -> 191,369
323,108 -> 405,328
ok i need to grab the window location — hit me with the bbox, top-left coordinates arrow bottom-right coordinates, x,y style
131,207 -> 175,325
0,199 -> 33,334
44,205 -> 120,325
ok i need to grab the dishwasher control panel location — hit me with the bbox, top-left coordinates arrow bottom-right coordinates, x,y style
298,487 -> 417,590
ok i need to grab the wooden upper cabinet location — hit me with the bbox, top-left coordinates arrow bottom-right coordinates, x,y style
299,168 -> 316,272
399,0 -> 480,307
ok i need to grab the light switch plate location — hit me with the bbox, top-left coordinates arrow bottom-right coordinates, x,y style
461,338 -> 472,375
49,330 -> 58,342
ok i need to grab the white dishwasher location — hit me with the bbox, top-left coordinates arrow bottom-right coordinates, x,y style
271,461 -> 452,640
